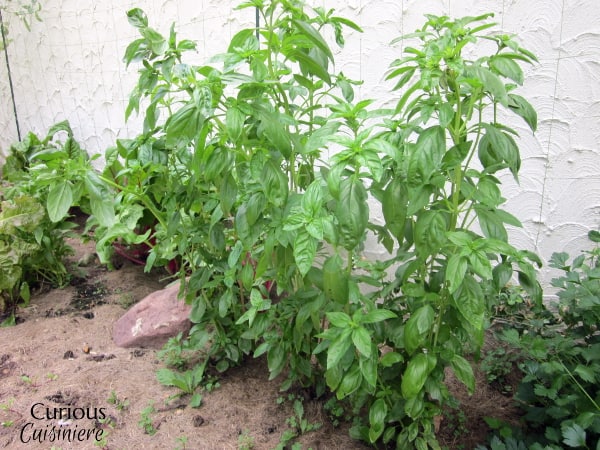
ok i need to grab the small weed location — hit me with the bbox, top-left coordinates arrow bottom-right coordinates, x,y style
174,435 -> 188,450
275,395 -> 322,449
442,403 -> 468,449
94,417 -> 113,448
46,372 -> 58,381
118,292 -> 136,309
324,397 -> 346,427
238,429 -> 254,450
157,333 -> 192,370
107,390 -> 129,411
480,347 -> 520,395
138,402 -> 157,435
0,397 -> 22,426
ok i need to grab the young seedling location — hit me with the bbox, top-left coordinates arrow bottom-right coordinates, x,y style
138,402 -> 157,435
238,429 -> 254,450
107,390 -> 130,411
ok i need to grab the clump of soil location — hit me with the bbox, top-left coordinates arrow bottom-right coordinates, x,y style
0,237 -> 520,449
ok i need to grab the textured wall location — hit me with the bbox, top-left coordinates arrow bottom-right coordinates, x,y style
1,0 -> 599,292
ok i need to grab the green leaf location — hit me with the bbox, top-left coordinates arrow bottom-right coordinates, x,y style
155,368 -> 176,387
226,107 -> 244,142
574,364 -> 596,383
190,393 -> 202,408
261,161 -> 288,208
165,103 -> 204,144
589,230 -> 600,243
480,124 -> 521,178
352,327 -> 372,358
268,345 -> 287,380
408,126 -> 446,186
322,254 -> 349,304
287,49 -> 332,85
493,262 -> 513,290
476,207 -> 508,241
126,8 -> 148,28
327,329 -> 352,369
382,177 -> 408,242
47,181 -> 73,223
380,351 -> 403,367
293,20 -> 334,62
490,55 -> 524,85
414,210 -> 447,256
220,173 -> 237,215
141,27 -> 168,56
337,362 -> 362,399
368,398 -> 388,443
446,254 -> 468,294
190,297 -> 206,323
470,65 -> 508,106
337,177 -> 369,251
453,275 -> 485,330
260,114 -> 292,158
362,309 -> 397,324
0,196 -> 44,233
360,355 -> 378,389
450,354 -> 475,394
294,231 -> 317,276
401,353 -> 436,398
327,312 -> 351,328
508,93 -> 537,132
228,240 -> 244,268
228,28 -> 258,54
404,305 -> 435,354
301,180 -> 323,217
561,423 -> 586,448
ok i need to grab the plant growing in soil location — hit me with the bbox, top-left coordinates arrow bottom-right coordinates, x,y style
0,122 -> 115,322
138,401 -> 157,435
112,3 -> 541,448
484,230 -> 600,449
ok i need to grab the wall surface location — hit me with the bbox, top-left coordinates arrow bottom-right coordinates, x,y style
1,0 -> 599,291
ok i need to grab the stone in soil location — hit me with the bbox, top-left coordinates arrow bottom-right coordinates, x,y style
112,281 -> 191,348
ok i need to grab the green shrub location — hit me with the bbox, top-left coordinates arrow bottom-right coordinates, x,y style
99,3 -> 541,448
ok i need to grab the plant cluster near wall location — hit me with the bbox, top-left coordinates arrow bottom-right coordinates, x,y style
478,230 -> 600,450
0,0 -> 551,447
84,2 -> 543,448
0,122 -> 92,323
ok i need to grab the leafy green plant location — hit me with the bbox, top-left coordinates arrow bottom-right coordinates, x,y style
138,401 -> 157,435
156,360 -> 206,407
175,435 -> 189,450
480,346 -> 520,395
1,122 -> 115,320
238,429 -> 254,450
107,390 -> 129,411
156,332 -> 199,370
315,13 -> 541,448
0,397 -> 21,427
112,4 -> 541,448
489,231 -> 600,449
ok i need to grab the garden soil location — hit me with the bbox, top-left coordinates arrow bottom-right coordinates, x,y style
0,237 -> 518,450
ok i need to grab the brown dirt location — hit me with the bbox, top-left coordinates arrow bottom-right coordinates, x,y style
0,237 -> 520,450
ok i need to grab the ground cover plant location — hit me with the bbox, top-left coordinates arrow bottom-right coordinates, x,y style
88,2 -> 545,448
478,230 -> 600,449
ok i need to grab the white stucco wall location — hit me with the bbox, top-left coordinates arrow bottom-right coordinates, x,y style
1,0 -> 599,292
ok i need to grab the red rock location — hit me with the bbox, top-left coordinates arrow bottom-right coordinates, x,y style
113,281 -> 191,348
